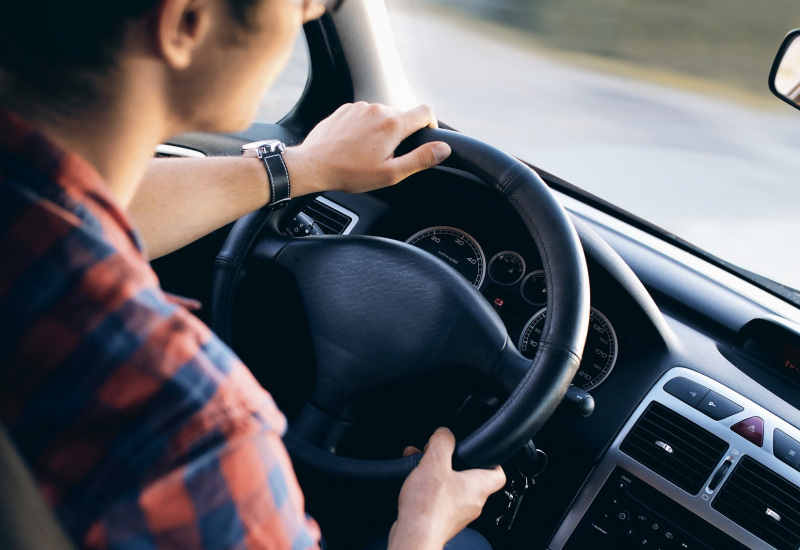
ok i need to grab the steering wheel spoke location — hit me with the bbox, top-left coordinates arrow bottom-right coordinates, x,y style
291,401 -> 354,453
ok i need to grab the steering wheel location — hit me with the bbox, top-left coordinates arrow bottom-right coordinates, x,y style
210,128 -> 590,480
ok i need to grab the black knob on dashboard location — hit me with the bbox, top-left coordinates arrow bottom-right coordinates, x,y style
560,385 -> 595,417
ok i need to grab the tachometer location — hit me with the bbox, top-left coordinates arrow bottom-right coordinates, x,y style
406,226 -> 486,288
518,307 -> 618,391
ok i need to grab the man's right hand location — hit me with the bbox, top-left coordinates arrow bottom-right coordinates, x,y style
387,428 -> 506,550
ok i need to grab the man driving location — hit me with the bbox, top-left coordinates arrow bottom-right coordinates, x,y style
0,0 -> 505,549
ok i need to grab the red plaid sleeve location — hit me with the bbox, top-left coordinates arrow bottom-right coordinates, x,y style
0,109 -> 321,549
81,341 -> 322,550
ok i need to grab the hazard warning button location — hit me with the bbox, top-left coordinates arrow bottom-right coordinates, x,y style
731,417 -> 764,447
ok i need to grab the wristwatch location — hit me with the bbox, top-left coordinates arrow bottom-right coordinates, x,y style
241,139 -> 291,210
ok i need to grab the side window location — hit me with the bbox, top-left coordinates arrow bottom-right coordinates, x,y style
254,33 -> 310,122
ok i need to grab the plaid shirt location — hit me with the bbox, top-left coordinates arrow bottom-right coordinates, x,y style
0,109 -> 321,549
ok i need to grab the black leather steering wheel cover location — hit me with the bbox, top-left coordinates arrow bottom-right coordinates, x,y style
399,130 -> 591,466
212,208 -> 274,345
284,433 -> 423,481
210,128 -> 590,477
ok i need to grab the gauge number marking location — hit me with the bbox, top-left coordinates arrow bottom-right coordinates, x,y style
406,226 -> 486,288
518,307 -> 618,392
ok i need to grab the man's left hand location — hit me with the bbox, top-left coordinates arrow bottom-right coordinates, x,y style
282,102 -> 452,197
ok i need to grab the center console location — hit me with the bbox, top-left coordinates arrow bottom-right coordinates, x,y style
548,367 -> 800,550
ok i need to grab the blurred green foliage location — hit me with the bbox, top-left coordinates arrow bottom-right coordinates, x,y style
424,0 -> 800,93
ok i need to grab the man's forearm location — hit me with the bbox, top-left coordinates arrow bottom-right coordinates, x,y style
130,156 -> 270,260
131,102 -> 450,260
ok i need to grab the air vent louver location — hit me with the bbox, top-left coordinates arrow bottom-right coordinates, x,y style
302,199 -> 353,235
620,401 -> 728,494
712,456 -> 800,550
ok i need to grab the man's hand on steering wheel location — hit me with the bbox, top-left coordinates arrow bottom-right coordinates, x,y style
389,428 -> 506,550
281,102 -> 453,197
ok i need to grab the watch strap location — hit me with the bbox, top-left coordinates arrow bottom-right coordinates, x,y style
259,150 -> 291,209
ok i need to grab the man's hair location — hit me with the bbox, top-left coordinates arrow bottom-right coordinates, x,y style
0,0 -> 257,113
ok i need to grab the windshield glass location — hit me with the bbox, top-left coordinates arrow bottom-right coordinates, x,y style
386,0 -> 800,291
256,34 -> 309,122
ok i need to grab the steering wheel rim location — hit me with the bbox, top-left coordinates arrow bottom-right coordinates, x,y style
210,128 -> 590,479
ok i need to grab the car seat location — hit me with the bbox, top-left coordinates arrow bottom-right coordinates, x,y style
0,425 -> 76,549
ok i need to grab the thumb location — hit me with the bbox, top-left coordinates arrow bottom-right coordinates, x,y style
392,141 -> 452,180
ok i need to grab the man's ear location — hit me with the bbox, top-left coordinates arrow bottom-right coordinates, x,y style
155,0 -> 213,70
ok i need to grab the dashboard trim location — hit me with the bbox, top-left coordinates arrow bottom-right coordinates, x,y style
561,194 -> 800,326
154,144 -> 207,158
548,367 -> 800,550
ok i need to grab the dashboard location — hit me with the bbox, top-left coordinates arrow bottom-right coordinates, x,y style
155,139 -> 800,550
551,368 -> 800,550
283,169 -> 800,549
276,166 -> 663,403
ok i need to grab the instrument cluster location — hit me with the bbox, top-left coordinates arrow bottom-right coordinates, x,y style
406,225 -> 619,392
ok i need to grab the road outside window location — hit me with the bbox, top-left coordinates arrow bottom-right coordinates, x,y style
386,0 -> 800,291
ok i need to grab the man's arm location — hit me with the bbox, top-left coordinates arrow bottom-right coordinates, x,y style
130,103 -> 451,260
130,155 -> 268,260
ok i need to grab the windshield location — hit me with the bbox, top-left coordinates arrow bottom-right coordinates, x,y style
386,0 -> 800,292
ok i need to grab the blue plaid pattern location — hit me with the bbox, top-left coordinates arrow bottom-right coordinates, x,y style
0,109 -> 321,549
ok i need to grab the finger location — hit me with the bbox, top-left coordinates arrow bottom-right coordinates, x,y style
402,446 -> 423,457
487,465 -> 507,492
463,465 -> 507,496
390,141 -> 451,181
397,104 -> 439,135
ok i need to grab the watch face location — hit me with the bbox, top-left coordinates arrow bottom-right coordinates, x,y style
241,139 -> 285,153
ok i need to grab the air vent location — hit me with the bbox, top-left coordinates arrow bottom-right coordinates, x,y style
301,197 -> 356,235
620,401 -> 728,494
712,456 -> 800,550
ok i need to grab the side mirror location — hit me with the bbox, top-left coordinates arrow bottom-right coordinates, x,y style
770,29 -> 800,111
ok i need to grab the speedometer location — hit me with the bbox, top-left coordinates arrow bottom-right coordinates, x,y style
518,307 -> 618,391
406,226 -> 486,288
